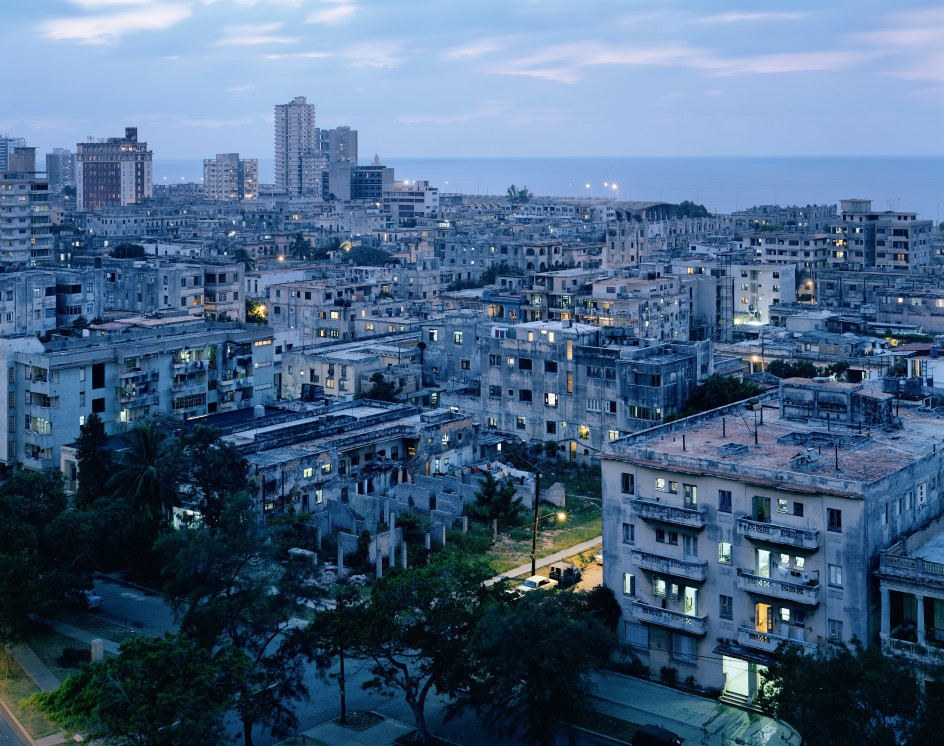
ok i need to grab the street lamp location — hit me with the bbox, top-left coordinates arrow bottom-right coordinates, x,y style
530,472 -> 566,576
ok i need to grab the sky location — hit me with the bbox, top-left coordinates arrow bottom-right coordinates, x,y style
3,0 -> 944,161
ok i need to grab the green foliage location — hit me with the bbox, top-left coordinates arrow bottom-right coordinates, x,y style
468,471 -> 522,531
245,298 -> 268,324
766,359 -> 819,379
110,242 -> 147,259
345,246 -> 395,267
355,371 -> 402,402
233,248 -> 256,271
671,375 -> 765,420
74,412 -> 113,509
506,185 -> 533,204
579,585 -> 622,632
757,640 -> 920,746
669,200 -> 710,218
455,590 -> 616,745
31,633 -> 238,745
157,492 -> 324,744
107,422 -> 172,528
353,552 -> 492,743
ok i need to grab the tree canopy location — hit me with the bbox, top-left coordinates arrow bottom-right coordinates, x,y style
468,470 -> 521,530
111,243 -> 147,259
669,200 -> 710,218
506,185 -> 533,204
355,371 -> 402,402
670,374 -> 765,420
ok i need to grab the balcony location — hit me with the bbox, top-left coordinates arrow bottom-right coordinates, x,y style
736,569 -> 821,606
881,636 -> 944,667
119,368 -> 159,385
630,549 -> 708,582
23,430 -> 54,448
737,626 -> 817,654
173,359 -> 206,374
630,497 -> 707,530
124,393 -> 161,408
172,380 -> 206,395
630,600 -> 708,636
217,377 -> 238,391
235,376 -> 254,389
737,517 -> 820,551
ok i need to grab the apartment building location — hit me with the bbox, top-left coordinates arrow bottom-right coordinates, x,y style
103,260 -> 205,317
744,232 -> 831,272
76,127 -> 152,211
576,274 -> 691,341
274,96 -> 324,197
0,272 -> 57,336
45,148 -> 76,193
203,153 -> 258,201
1,318 -> 275,471
383,180 -> 439,226
830,199 -> 933,273
203,263 -> 245,322
601,378 -> 944,707
0,149 -> 54,265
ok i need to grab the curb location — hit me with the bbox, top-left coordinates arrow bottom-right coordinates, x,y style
0,693 -> 37,746
93,571 -> 162,596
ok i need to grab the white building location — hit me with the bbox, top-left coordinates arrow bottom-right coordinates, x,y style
274,96 -> 325,198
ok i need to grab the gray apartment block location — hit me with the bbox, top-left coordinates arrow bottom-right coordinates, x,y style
1,318 -> 275,472
601,378 -> 944,707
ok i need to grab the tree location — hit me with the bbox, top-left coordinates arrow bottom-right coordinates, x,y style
289,232 -> 313,261
506,185 -> 533,204
233,248 -> 256,272
766,359 -> 820,380
669,200 -> 710,218
758,640 -> 918,746
111,243 -> 147,259
353,552 -> 491,743
355,372 -> 402,403
469,471 -> 521,531
157,493 -> 324,746
31,633 -> 239,745
108,422 -> 172,526
454,590 -> 616,745
245,298 -> 268,324
346,246 -> 394,267
74,413 -> 113,509
161,425 -> 249,529
670,374 -> 765,420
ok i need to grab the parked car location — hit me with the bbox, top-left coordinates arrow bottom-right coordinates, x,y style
515,575 -> 558,594
70,588 -> 104,609
547,562 -> 582,589
632,724 -> 683,746
595,552 -> 604,566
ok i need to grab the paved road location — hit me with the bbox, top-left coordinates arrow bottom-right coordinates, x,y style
92,575 -> 177,637
0,705 -> 31,746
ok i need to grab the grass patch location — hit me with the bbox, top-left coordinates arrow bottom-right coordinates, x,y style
53,609 -> 143,647
0,659 -> 63,740
333,710 -> 385,730
27,630 -> 93,682
393,732 -> 454,746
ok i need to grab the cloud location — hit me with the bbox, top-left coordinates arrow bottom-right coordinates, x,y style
262,51 -> 333,60
696,12 -> 808,24
202,0 -> 303,6
857,8 -> 944,84
133,113 -> 259,129
397,102 -> 565,127
306,0 -> 359,24
441,38 -> 508,62
697,50 -> 875,76
38,3 -> 191,45
214,22 -> 298,46
227,83 -> 256,95
340,42 -> 403,68
68,0 -> 158,7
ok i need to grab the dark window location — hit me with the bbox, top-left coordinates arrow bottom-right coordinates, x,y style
519,389 -> 532,403
827,508 -> 842,532
794,502 -> 804,517
622,523 -> 634,544
518,357 -> 532,371
718,490 -> 732,513
91,397 -> 105,413
668,531 -> 678,545
655,528 -> 666,543
544,360 -> 558,373
91,363 -> 105,390
720,595 -> 733,620
621,472 -> 635,494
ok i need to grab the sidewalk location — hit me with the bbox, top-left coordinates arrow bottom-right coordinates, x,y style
588,670 -> 802,746
7,645 -> 66,746
484,535 -> 601,585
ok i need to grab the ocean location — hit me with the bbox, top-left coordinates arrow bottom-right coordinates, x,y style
153,156 -> 944,222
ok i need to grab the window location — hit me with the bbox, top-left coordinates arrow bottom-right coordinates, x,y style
91,363 -> 105,390
671,634 -> 696,664
621,473 -> 635,494
546,421 -> 556,434
655,478 -> 667,492
622,573 -> 635,596
622,523 -> 634,544
828,563 -> 843,587
488,354 -> 500,366
905,491 -> 914,510
655,528 -> 666,543
519,389 -> 532,403
827,508 -> 842,532
718,542 -> 732,565
624,621 -> 649,650
777,499 -> 788,513
919,483 -> 927,503
578,425 -> 590,439
668,481 -> 678,494
453,331 -> 463,344
794,502 -> 804,517
653,578 -> 667,597
92,397 -> 105,413
668,531 -> 678,545
518,357 -> 532,371
828,619 -> 843,642
516,416 -> 526,430
460,359 -> 470,370
683,484 -> 697,507
320,463 -> 332,474
718,490 -> 732,513
720,595 -> 733,620
488,385 -> 501,397
683,535 -> 698,559
544,360 -> 558,374
303,467 -> 314,478
544,392 -> 558,407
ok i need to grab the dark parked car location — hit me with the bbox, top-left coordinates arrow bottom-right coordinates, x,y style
632,724 -> 683,746
547,562 -> 582,589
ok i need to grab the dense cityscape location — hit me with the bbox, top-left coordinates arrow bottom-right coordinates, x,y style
3,1 -> 944,744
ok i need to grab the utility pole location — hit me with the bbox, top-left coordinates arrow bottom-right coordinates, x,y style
530,472 -> 542,577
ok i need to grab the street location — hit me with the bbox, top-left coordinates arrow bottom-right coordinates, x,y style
91,574 -> 178,637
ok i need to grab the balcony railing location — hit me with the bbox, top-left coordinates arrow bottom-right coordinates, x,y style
630,497 -> 707,529
119,368 -> 159,385
882,636 -> 944,667
124,393 -> 161,409
172,380 -> 206,394
630,549 -> 708,582
737,626 -> 817,654
173,359 -> 206,374
737,517 -> 820,550
736,569 -> 821,606
630,600 -> 708,636
235,376 -> 254,388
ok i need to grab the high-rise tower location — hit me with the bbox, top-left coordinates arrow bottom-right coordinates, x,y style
75,127 -> 152,211
274,96 -> 324,197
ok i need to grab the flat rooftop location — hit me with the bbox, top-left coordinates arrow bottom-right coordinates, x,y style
606,391 -> 944,496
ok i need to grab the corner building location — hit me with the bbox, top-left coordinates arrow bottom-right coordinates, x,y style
601,378 -> 944,707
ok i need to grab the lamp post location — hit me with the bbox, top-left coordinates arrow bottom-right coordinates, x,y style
530,473 -> 567,576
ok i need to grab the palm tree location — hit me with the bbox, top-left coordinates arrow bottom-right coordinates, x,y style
233,248 -> 256,272
107,423 -> 172,526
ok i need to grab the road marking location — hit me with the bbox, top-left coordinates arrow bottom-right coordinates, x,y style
120,592 -> 144,600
